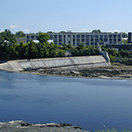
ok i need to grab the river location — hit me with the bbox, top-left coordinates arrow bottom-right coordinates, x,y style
0,70 -> 132,131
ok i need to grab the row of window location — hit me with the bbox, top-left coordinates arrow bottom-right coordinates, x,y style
54,38 -> 121,43
51,35 -> 121,39
27,35 -> 38,39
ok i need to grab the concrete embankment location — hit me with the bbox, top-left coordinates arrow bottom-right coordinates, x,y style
0,55 -> 110,72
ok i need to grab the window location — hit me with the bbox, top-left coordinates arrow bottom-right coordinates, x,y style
59,35 -> 62,38
118,39 -> 121,42
73,43 -> 75,46
86,39 -> 89,42
27,35 -> 30,39
59,39 -> 62,42
50,35 -> 53,39
109,35 -> 112,38
90,35 -> 94,39
54,35 -> 57,38
77,39 -> 80,42
91,39 -> 94,42
114,35 -> 116,37
104,39 -> 107,42
31,35 -> 34,39
95,39 -> 98,42
104,35 -> 107,39
86,35 -> 89,38
81,35 -> 84,38
118,35 -> 121,39
54,40 -> 57,44
68,35 -> 71,37
100,35 -> 103,38
95,35 -> 98,39
77,35 -> 80,38
81,39 -> 84,42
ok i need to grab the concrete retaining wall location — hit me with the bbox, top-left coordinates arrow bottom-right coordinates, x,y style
0,55 -> 110,72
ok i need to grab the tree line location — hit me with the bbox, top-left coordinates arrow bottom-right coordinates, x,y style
102,46 -> 132,65
0,30 -> 99,61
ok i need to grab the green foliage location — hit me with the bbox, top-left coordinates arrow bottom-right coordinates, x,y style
101,45 -> 132,65
15,31 -> 25,38
92,29 -> 102,33
38,32 -> 50,43
1,29 -> 16,46
0,33 -> 4,46
96,129 -> 131,132
121,32 -> 128,38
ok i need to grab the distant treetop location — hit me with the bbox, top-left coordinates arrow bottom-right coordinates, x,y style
91,29 -> 102,33
15,31 -> 25,38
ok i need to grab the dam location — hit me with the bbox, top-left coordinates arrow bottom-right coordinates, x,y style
0,55 -> 110,72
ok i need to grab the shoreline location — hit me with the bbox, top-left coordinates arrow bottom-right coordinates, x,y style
0,120 -> 90,132
20,65 -> 132,80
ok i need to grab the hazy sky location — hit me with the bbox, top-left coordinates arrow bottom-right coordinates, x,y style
0,0 -> 132,33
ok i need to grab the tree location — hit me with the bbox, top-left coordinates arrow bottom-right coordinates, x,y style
0,33 -> 4,46
91,29 -> 101,33
121,32 -> 127,38
17,42 -> 27,59
1,29 -> 16,46
15,31 -> 25,38
26,40 -> 38,59
38,32 -> 50,43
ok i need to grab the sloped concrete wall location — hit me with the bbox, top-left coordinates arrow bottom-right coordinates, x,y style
0,55 -> 110,72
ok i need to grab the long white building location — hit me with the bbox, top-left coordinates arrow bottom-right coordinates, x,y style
22,31 -> 122,46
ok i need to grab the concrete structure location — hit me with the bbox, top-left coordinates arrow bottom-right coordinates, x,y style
23,31 -> 122,46
0,55 -> 110,72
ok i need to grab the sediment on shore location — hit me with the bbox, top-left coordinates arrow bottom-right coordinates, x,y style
22,65 -> 132,80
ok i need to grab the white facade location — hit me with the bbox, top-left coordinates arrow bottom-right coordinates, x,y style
24,31 -> 122,46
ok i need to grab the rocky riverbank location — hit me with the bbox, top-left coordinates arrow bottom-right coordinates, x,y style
22,65 -> 132,80
0,120 -> 90,132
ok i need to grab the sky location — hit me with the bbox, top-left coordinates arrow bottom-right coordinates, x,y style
0,0 -> 132,33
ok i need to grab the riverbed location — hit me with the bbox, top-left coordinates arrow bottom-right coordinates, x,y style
0,70 -> 132,131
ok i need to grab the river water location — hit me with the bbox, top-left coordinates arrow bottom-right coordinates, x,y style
0,71 -> 132,131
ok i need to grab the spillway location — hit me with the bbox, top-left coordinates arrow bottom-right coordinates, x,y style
0,55 -> 110,72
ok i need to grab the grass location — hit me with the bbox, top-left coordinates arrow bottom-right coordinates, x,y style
95,129 -> 132,132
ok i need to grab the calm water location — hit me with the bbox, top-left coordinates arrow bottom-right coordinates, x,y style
0,71 -> 132,131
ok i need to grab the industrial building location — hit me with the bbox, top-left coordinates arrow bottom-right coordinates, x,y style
18,31 -> 123,46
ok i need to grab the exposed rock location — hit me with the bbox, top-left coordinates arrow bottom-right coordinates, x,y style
22,65 -> 132,80
0,120 -> 90,132
71,71 -> 80,75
